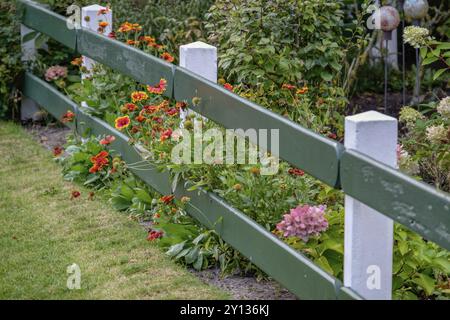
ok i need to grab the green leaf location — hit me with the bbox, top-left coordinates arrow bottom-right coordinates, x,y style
111,196 -> 132,211
22,31 -> 37,43
135,188 -> 152,204
433,68 -> 447,81
420,47 -> 428,59
166,241 -> 186,257
320,71 -> 333,82
185,247 -> 200,264
433,257 -> 450,272
314,256 -> 334,275
422,56 -> 438,66
412,274 -> 435,296
193,253 -> 204,270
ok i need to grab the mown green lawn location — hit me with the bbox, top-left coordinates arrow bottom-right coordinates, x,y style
0,122 -> 229,299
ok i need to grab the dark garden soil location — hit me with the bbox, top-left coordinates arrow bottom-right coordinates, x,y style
348,92 -> 411,119
24,122 -> 297,300
24,122 -> 70,151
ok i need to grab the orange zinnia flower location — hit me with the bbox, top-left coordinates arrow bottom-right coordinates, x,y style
117,22 -> 133,33
114,115 -> 130,130
161,52 -> 174,63
131,91 -> 148,103
71,57 -> 83,66
89,151 -> 109,173
99,21 -> 109,28
296,86 -> 309,95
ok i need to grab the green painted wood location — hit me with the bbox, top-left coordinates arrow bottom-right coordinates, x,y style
77,28 -> 174,97
341,150 -> 450,251
337,286 -> 364,300
22,72 -> 76,130
75,110 -> 172,195
173,67 -> 343,187
19,0 -> 77,50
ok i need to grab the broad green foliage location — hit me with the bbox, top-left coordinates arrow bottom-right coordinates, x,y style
206,0 -> 345,86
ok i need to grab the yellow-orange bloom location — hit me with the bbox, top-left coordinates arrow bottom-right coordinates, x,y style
99,21 -> 109,28
117,22 -> 133,33
71,57 -> 83,66
296,86 -> 309,95
114,115 -> 130,130
161,52 -> 174,63
131,91 -> 148,103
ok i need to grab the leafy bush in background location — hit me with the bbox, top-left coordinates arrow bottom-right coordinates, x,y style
0,0 -> 22,118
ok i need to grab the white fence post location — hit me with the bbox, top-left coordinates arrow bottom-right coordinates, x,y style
20,25 -> 40,121
179,41 -> 217,122
81,4 -> 112,79
344,110 -> 397,300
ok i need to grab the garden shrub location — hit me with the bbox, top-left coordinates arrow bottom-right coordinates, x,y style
0,0 -> 22,119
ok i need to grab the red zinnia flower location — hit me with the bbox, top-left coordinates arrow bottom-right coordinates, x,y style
147,230 -> 164,241
282,84 -> 296,90
135,114 -> 146,123
165,108 -> 178,117
114,115 -> 130,130
327,133 -> 337,140
108,31 -> 116,39
53,146 -> 63,157
61,110 -> 75,123
160,195 -> 175,204
288,168 -> 305,177
125,103 -> 137,112
71,190 -> 81,199
147,79 -> 167,95
160,128 -> 173,142
100,135 -> 116,145
143,105 -> 159,114
223,83 -> 233,91
161,52 -> 174,63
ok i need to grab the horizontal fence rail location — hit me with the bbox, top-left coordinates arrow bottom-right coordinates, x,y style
18,0 -> 77,50
174,67 -> 343,187
341,150 -> 450,249
21,72 -> 362,300
77,28 -> 175,96
18,0 -> 450,299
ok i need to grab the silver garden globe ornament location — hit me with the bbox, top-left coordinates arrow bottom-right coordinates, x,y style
404,0 -> 429,21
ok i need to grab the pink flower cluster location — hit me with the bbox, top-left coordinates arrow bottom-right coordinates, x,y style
45,65 -> 67,82
276,204 -> 329,242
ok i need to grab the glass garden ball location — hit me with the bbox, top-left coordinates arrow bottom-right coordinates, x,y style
377,6 -> 400,32
404,0 -> 429,20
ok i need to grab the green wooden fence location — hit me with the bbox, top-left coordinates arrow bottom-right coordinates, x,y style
17,0 -> 450,300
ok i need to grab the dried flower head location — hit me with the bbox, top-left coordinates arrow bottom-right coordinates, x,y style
45,65 -> 67,82
403,26 -> 430,48
437,97 -> 450,119
426,124 -> 448,144
399,106 -> 424,128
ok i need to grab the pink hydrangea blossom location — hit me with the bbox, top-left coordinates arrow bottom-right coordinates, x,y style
45,65 -> 67,82
276,204 -> 329,242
